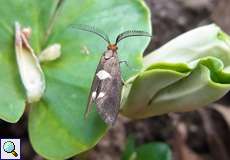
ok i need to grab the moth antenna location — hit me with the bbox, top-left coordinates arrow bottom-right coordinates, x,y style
115,30 -> 152,45
71,24 -> 111,44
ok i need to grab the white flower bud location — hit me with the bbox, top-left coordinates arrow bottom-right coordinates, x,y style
39,44 -> 61,62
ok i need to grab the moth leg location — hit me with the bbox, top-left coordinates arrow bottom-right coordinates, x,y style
119,60 -> 129,67
118,61 -> 128,86
121,76 -> 128,86
119,60 -> 139,72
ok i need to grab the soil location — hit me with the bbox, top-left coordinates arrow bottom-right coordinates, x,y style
1,0 -> 230,160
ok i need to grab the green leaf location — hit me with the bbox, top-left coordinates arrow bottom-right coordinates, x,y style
122,137 -> 172,160
135,143 -> 172,160
122,136 -> 136,160
0,0 -> 50,122
121,24 -> 230,119
0,0 -> 151,159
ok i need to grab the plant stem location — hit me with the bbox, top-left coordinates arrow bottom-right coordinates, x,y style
43,0 -> 64,47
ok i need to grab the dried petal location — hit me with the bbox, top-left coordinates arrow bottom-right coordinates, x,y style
15,22 -> 45,103
22,27 -> 32,39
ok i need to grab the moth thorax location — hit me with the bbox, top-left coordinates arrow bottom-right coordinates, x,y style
107,44 -> 118,52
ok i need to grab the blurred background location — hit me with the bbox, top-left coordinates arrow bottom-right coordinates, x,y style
1,0 -> 230,159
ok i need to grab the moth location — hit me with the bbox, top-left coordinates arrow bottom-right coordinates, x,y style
74,25 -> 151,125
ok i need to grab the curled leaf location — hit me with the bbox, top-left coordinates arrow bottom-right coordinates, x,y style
39,43 -> 61,62
121,24 -> 230,119
15,22 -> 45,103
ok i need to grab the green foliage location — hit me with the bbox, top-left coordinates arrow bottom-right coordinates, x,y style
121,24 -> 230,119
122,136 -> 172,160
0,0 -> 151,159
1,0 -> 230,159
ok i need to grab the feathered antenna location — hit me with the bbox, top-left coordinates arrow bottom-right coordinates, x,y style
72,24 -> 111,44
115,30 -> 152,45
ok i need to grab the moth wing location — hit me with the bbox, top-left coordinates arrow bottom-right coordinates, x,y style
85,57 -> 104,118
95,54 -> 122,125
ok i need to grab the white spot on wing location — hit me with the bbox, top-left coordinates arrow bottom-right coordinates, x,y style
96,70 -> 112,80
97,92 -> 105,99
92,91 -> 97,100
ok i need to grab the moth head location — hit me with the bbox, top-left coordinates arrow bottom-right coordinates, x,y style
107,44 -> 118,52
